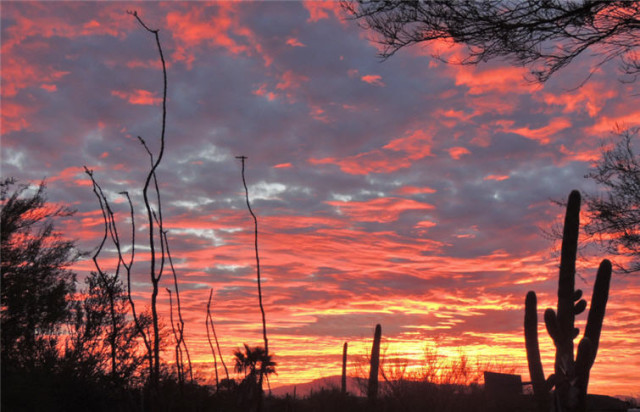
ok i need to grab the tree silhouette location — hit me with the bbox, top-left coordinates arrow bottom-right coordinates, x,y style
64,270 -> 148,388
584,127 -> 640,273
234,344 -> 276,379
343,1 -> 640,84
1,179 -> 79,372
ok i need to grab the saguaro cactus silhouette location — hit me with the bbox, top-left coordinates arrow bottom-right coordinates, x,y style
524,190 -> 612,412
368,324 -> 382,402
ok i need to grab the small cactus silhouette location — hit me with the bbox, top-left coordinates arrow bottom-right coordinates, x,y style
524,190 -> 612,412
341,341 -> 348,395
368,324 -> 381,402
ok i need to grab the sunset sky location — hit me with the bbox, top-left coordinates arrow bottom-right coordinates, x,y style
2,1 -> 639,397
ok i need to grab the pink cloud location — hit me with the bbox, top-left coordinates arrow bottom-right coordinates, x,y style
167,3 -> 272,68
383,129 -> 434,160
310,129 -> 434,175
484,174 -> 510,181
448,146 -> 471,160
453,65 -> 538,95
327,197 -> 434,223
40,84 -> 57,92
309,150 -> 410,175
286,37 -> 305,47
504,117 -> 572,144
394,186 -> 437,195
1,101 -> 31,134
276,70 -> 310,91
541,81 -> 617,117
587,112 -> 640,135
303,1 -> 344,22
253,84 -> 277,101
361,74 -> 385,87
111,89 -> 162,105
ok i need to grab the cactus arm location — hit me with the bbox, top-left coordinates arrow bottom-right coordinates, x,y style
574,299 -> 587,315
575,337 -> 593,412
525,291 -> 548,407
544,308 -> 559,343
581,259 -> 612,369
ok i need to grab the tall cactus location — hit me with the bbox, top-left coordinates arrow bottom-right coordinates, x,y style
368,324 -> 382,402
342,341 -> 348,395
524,190 -> 612,412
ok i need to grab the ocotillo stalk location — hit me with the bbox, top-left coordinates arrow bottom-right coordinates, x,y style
236,155 -> 268,412
207,289 -> 230,383
205,290 -> 220,391
341,342 -> 348,395
368,324 -> 381,402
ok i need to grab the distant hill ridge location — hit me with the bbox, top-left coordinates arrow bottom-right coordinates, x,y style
269,375 -> 633,411
270,375 -> 362,398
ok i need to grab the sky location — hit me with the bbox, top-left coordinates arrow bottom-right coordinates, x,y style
2,1 -> 639,397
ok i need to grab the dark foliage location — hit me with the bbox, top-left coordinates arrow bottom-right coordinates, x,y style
1,179 -> 78,372
585,127 -> 640,273
343,1 -> 640,83
65,271 -> 149,388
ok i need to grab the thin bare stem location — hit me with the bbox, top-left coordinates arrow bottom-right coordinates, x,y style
84,167 -> 151,379
163,230 -> 193,382
206,290 -> 220,391
236,155 -> 268,410
167,288 -> 184,387
129,10 -> 168,388
207,288 -> 230,382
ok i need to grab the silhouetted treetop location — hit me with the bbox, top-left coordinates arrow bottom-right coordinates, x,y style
343,1 -> 640,83
1,179 -> 79,370
585,128 -> 640,273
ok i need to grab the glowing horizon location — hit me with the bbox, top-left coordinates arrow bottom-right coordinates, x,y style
2,1 -> 639,398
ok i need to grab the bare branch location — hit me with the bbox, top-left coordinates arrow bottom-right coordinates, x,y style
343,0 -> 640,84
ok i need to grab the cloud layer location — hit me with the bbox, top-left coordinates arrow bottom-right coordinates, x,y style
2,2 -> 639,396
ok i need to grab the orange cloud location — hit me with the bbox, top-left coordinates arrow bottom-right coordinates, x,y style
587,111 -> 640,135
111,89 -> 162,105
40,84 -> 57,92
504,117 -> 572,144
310,150 -> 408,175
484,174 -> 510,181
394,186 -> 437,195
454,65 -> 537,95
1,101 -> 32,134
448,146 -> 471,160
276,70 -> 310,91
1,5 -> 125,97
253,84 -> 277,101
361,74 -> 385,87
167,3 -> 272,68
303,1 -> 344,22
286,37 -> 305,47
327,197 -> 434,223
383,129 -> 434,160
541,81 -> 617,117
310,129 -> 434,175
48,166 -> 98,187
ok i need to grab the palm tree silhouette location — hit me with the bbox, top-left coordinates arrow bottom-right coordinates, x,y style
233,343 -> 276,381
